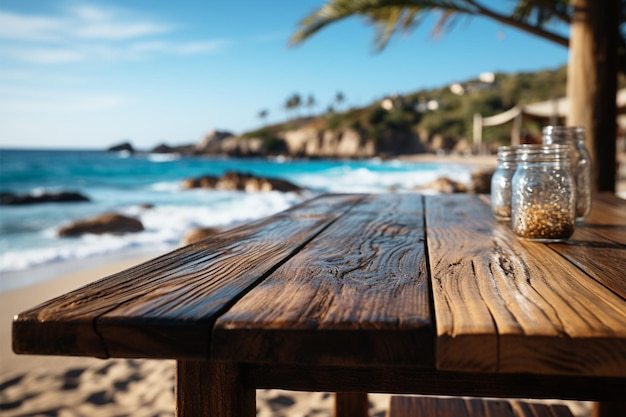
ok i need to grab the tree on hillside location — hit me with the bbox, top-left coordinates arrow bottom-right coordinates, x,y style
258,109 -> 269,126
306,94 -> 316,115
290,0 -> 625,192
285,93 -> 303,119
335,91 -> 346,110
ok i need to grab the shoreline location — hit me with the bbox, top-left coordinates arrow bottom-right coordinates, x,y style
0,247 -> 174,294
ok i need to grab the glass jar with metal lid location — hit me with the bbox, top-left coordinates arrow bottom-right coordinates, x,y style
542,126 -> 591,221
511,144 -> 576,242
491,146 -> 517,221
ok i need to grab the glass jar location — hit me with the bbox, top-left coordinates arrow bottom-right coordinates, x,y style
491,146 -> 517,221
511,144 -> 576,242
542,126 -> 591,221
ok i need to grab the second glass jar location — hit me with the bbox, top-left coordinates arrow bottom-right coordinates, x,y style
542,126 -> 591,221
491,146 -> 517,221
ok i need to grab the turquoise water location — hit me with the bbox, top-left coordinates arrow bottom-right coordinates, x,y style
0,149 -> 473,283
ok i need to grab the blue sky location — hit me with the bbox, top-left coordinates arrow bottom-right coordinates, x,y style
0,0 -> 569,150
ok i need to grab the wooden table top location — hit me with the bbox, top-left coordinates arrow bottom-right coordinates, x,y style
13,193 -> 626,380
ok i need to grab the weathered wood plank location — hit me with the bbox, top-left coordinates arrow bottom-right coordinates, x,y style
425,194 -> 501,372
581,195 -> 626,244
247,364 -> 625,401
510,401 -> 576,417
592,192 -> 626,209
388,397 -> 479,417
13,194 -> 363,359
426,194 -> 626,377
213,193 -> 433,367
385,397 -> 578,417
547,227 -> 626,299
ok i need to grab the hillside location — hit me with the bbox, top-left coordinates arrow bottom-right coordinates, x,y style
147,65 -> 573,158
240,65 -> 568,156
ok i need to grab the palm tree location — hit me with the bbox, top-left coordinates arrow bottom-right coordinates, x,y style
258,109 -> 269,126
285,93 -> 303,120
306,94 -> 316,115
290,0 -> 625,192
335,91 -> 345,110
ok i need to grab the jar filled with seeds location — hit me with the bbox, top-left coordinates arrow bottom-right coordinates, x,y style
511,144 -> 576,242
491,146 -> 517,221
542,126 -> 591,221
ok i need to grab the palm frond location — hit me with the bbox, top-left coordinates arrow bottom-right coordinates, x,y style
290,0 -> 572,50
289,0 -> 475,49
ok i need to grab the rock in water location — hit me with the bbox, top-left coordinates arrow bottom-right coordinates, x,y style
107,142 -> 134,153
425,177 -> 468,193
58,213 -> 144,237
0,191 -> 90,205
470,168 -> 495,194
180,227 -> 221,246
181,171 -> 302,193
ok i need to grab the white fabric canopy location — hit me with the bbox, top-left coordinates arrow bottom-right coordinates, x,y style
473,88 -> 626,148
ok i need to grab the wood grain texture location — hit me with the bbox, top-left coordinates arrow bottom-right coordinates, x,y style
547,227 -> 625,299
13,194 -> 363,359
176,360 -> 254,417
381,396 -> 577,417
212,193 -> 434,367
581,194 -> 626,244
426,194 -> 626,377
247,364 -> 625,401
387,396 -> 518,417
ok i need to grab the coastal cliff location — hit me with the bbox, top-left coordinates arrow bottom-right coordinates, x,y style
149,124 -> 430,159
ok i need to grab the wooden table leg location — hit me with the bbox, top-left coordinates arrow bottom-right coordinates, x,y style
335,392 -> 369,417
592,401 -> 626,417
176,360 -> 255,417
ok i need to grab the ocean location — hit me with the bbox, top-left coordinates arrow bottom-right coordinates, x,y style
0,149 -> 475,291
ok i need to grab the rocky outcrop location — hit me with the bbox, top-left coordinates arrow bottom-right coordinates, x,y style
58,213 -> 144,237
416,168 -> 495,194
177,125 -> 425,159
107,142 -> 134,153
180,227 -> 221,246
195,130 -> 236,153
151,143 -> 196,154
470,168 -> 495,194
423,178 -> 468,193
1,191 -> 90,205
182,171 -> 302,193
282,127 -> 377,158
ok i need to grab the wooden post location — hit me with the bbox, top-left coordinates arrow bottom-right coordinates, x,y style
335,392 -> 369,417
473,113 -> 483,154
567,0 -> 619,192
176,360 -> 255,417
592,401 -> 626,417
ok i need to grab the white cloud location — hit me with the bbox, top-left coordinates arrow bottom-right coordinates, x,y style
69,4 -> 115,22
0,89 -> 128,113
0,46 -> 86,64
0,11 -> 66,42
0,3 -> 228,65
0,5 -> 173,43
